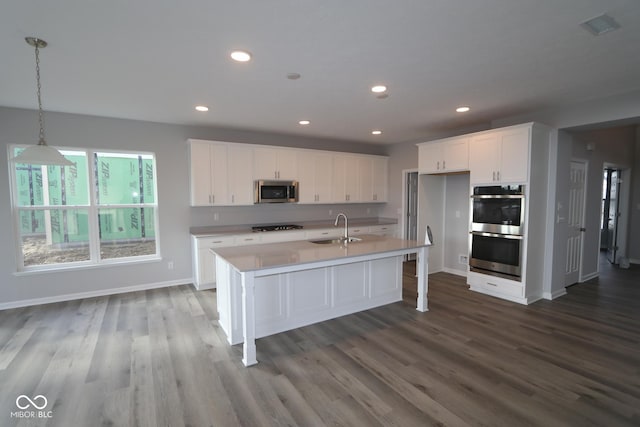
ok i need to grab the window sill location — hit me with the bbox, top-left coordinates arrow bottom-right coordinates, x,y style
13,256 -> 163,276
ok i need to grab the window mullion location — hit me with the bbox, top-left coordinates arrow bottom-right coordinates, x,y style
87,150 -> 102,263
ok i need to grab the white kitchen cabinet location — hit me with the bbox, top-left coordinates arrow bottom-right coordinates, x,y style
192,235 -> 236,289
253,147 -> 298,180
332,154 -> 360,202
469,126 -> 529,184
189,141 -> 229,206
227,145 -> 254,205
418,137 -> 469,174
357,156 -> 388,203
371,156 -> 388,202
298,151 -> 333,203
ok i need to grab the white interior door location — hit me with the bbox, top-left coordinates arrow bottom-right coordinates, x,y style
565,161 -> 587,286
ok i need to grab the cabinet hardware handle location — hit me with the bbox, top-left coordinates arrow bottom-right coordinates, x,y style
437,161 -> 440,170
497,171 -> 500,181
443,160 -> 446,169
487,282 -> 498,287
212,240 -> 223,244
492,171 -> 496,181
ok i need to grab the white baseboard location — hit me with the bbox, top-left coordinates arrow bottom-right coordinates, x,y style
0,277 -> 193,311
630,258 -> 640,265
543,288 -> 567,300
443,267 -> 468,277
580,271 -> 599,282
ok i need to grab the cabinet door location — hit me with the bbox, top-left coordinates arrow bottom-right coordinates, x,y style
227,145 -> 254,205
498,128 -> 530,183
210,144 -> 229,205
253,147 -> 279,179
469,134 -> 500,184
371,157 -> 388,202
358,157 -> 374,202
314,153 -> 333,203
442,138 -> 469,172
189,142 -> 213,206
418,143 -> 443,174
297,152 -> 316,203
276,148 -> 299,180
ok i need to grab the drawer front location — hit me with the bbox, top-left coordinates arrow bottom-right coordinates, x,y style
235,234 -> 262,246
306,229 -> 341,239
197,235 -> 236,249
481,277 -> 523,298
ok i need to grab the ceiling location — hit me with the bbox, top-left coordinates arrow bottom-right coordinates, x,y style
2,1 -> 639,145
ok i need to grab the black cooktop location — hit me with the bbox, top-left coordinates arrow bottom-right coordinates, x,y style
251,224 -> 304,232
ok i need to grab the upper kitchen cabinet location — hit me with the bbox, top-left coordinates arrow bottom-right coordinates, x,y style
469,126 -> 530,184
188,139 -> 253,206
417,136 -> 469,174
359,156 -> 388,202
332,154 -> 360,202
253,146 -> 298,180
298,151 -> 333,203
189,140 -> 229,206
227,144 -> 254,205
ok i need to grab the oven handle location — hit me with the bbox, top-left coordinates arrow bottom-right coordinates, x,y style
470,194 -> 524,199
470,231 -> 523,240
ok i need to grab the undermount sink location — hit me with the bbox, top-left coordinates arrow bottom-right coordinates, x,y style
310,237 -> 362,245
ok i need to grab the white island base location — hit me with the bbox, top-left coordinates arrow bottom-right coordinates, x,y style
213,235 -> 429,366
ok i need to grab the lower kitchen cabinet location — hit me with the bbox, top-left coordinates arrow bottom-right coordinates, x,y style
192,235 -> 236,290
467,271 -> 525,303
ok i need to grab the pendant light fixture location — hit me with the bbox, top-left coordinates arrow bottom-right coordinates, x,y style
10,37 -> 73,166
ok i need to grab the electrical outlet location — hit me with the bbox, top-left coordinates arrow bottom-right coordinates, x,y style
213,212 -> 219,221
167,261 -> 174,270
329,209 -> 333,216
459,254 -> 468,264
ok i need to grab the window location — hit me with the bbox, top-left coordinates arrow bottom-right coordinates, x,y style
10,146 -> 159,271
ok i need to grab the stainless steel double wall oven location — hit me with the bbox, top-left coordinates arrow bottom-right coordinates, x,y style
469,185 -> 525,279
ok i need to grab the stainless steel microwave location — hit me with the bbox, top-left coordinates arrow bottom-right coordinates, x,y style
254,180 -> 298,203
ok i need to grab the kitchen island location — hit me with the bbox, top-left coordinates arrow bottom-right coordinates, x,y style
212,234 -> 429,366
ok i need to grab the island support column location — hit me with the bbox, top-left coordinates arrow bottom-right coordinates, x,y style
416,246 -> 429,312
241,271 -> 258,366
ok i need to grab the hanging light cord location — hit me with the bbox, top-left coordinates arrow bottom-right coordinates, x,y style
34,39 -> 47,146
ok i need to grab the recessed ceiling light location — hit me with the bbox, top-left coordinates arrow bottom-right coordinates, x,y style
581,13 -> 621,36
371,130 -> 383,135
456,106 -> 470,113
195,105 -> 209,112
230,50 -> 252,62
371,85 -> 387,93
299,120 -> 310,125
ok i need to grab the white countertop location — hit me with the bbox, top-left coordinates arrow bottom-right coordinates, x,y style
211,234 -> 427,272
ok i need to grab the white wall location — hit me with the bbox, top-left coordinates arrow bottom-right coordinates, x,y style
443,174 -> 470,275
0,107 -> 386,308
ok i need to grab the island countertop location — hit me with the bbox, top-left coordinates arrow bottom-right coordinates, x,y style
211,234 -> 427,273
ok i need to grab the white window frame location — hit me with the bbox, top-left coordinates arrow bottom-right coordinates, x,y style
8,145 -> 161,272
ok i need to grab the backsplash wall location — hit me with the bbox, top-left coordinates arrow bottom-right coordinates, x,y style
190,203 -> 384,228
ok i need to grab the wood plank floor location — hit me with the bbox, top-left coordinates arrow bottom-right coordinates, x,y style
1,260 -> 639,426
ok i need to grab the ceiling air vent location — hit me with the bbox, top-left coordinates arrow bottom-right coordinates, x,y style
580,13 -> 621,36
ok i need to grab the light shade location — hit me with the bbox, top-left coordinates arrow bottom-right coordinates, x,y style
11,144 -> 74,166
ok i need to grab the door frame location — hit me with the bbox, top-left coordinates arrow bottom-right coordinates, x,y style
401,169 -> 419,260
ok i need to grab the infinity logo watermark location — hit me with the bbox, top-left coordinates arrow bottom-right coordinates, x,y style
16,395 -> 47,410
11,394 -> 52,419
